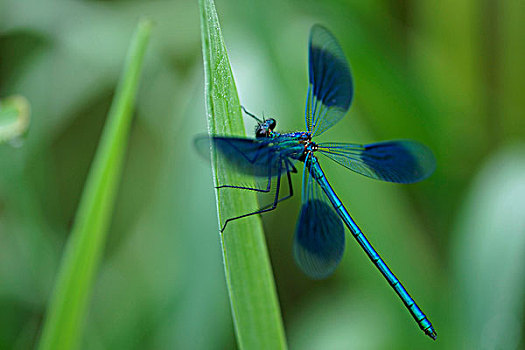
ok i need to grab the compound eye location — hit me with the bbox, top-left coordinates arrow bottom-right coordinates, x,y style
267,118 -> 276,130
255,126 -> 267,138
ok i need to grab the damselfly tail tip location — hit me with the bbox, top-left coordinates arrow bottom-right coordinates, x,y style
425,326 -> 437,340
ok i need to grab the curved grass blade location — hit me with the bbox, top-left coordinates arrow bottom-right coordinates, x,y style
37,19 -> 152,350
199,0 -> 287,348
0,95 -> 30,145
453,145 -> 525,349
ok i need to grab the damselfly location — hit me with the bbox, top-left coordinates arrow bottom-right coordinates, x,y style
197,25 -> 437,340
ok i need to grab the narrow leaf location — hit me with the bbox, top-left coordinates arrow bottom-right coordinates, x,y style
37,19 -> 152,350
199,0 -> 287,348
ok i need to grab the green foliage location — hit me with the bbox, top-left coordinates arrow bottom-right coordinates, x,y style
0,0 -> 524,349
0,95 -> 30,144
453,145 -> 525,349
199,0 -> 287,348
37,19 -> 152,350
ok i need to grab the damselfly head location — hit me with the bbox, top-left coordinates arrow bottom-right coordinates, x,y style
266,118 -> 276,130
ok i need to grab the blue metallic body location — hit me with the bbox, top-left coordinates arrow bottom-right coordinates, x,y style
306,155 -> 436,339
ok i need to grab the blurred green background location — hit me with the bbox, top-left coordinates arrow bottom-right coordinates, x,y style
1,0 -> 525,349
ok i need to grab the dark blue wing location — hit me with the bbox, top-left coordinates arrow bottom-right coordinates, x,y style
293,160 -> 345,279
306,25 -> 353,137
317,140 -> 436,183
194,135 -> 297,178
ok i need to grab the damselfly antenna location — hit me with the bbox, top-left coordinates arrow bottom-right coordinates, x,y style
241,105 -> 264,123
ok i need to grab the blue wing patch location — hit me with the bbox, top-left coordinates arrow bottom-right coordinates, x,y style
306,25 -> 353,137
195,135 -> 300,178
318,140 -> 436,183
294,199 -> 345,279
293,163 -> 345,279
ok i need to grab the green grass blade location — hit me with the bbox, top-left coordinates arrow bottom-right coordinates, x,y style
0,95 -> 30,145
452,145 -> 525,348
37,19 -> 152,350
199,0 -> 287,349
